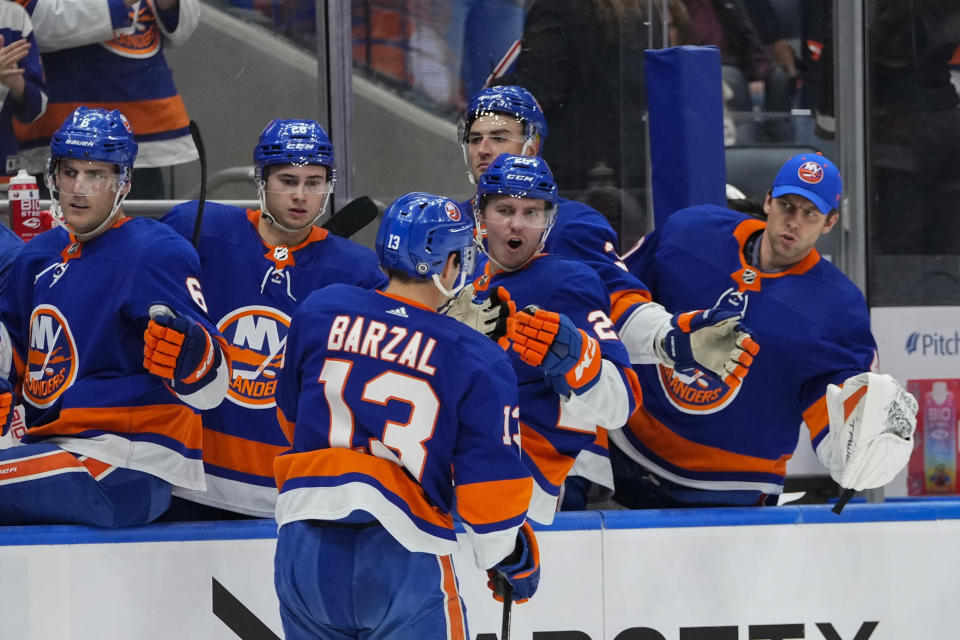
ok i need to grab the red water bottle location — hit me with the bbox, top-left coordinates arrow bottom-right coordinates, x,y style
8,169 -> 48,241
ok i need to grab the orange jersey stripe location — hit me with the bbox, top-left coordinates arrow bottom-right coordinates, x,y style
26,404 -> 202,450
628,407 -> 790,476
609,289 -> 652,325
455,476 -> 532,526
276,407 -> 295,445
803,395 -> 830,441
78,456 -> 114,480
274,448 -> 453,530
0,449 -> 84,482
201,427 -> 289,478
519,422 -> 576,487
15,96 -> 190,140
439,555 -> 467,640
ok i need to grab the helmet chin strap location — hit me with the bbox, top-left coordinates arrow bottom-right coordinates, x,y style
431,269 -> 468,300
56,187 -> 128,242
258,185 -> 329,235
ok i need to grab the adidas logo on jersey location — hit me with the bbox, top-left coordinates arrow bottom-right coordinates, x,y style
386,307 -> 409,318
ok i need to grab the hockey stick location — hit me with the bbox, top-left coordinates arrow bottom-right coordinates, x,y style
322,195 -> 380,238
498,574 -> 513,640
188,120 -> 207,248
832,488 -> 855,515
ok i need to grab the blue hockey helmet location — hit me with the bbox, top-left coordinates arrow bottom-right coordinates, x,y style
474,154 -> 559,270
458,85 -> 548,153
377,192 -> 476,295
49,106 -> 138,171
254,119 -> 336,182
476,153 -> 558,210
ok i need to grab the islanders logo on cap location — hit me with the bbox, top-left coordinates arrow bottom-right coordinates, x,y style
797,161 -> 824,184
445,201 -> 461,222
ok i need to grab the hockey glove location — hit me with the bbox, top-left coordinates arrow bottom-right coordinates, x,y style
817,372 -> 917,493
658,306 -> 759,388
487,521 -> 540,603
441,285 -> 515,349
143,307 -> 217,386
0,378 -> 12,438
509,306 -> 602,396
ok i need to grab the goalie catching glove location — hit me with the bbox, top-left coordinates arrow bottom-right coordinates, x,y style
509,306 -> 602,396
143,305 -> 219,389
815,372 -> 917,492
487,521 -> 540,603
655,291 -> 759,387
441,284 -> 515,349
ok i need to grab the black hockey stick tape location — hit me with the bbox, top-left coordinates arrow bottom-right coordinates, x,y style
322,195 -> 380,238
832,488 -> 855,515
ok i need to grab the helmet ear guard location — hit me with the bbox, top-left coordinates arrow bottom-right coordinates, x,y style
376,193 -> 476,298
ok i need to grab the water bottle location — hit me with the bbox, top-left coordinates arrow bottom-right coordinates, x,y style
8,169 -> 47,242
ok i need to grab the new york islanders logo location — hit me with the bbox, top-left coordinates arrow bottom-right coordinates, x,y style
797,161 -> 824,184
219,306 -> 291,408
24,305 -> 78,408
444,201 -> 461,221
103,2 -> 161,59
656,365 -> 741,415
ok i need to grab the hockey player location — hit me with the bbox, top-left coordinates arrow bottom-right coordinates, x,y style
610,153 -> 918,507
0,106 -> 228,526
273,192 -> 537,639
452,86 -> 759,506
463,152 -> 643,523
161,119 -> 386,518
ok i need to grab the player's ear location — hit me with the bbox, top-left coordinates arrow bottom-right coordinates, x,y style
442,252 -> 461,281
822,210 -> 840,234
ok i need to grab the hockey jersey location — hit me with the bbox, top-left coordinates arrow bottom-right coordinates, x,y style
274,284 -> 531,570
611,206 -> 877,495
0,1 -> 46,175
0,216 -> 223,490
13,0 -> 199,170
474,253 -> 640,523
163,202 -> 387,516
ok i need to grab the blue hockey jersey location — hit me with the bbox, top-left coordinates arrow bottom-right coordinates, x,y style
474,253 -> 641,523
0,216 -> 223,490
611,206 -> 877,495
274,284 -> 531,568
162,202 -> 387,516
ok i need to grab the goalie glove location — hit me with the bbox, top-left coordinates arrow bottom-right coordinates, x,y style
143,304 -> 219,388
487,521 -> 540,604
441,285 -> 515,349
509,306 -> 601,396
816,372 -> 918,492
656,290 -> 759,387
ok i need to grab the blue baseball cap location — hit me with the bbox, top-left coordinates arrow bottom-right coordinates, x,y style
771,153 -> 842,215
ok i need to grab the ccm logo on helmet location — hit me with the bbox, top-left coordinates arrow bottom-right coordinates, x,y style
797,161 -> 824,184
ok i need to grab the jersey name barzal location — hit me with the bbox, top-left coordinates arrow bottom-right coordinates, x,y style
274,284 -> 530,566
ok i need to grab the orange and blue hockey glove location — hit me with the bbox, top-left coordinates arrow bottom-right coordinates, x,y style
487,521 -> 540,603
662,307 -> 759,388
143,306 -> 219,390
0,378 -> 12,437
509,306 -> 602,396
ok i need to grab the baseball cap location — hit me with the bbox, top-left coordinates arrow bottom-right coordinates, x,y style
770,153 -> 842,215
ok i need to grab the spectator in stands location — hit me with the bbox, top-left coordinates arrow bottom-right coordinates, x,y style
0,0 -> 45,176
14,0 -> 199,198
494,0 -> 662,203
682,0 -> 793,142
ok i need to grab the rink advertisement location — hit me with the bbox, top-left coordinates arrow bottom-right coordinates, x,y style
872,306 -> 960,497
1,505 -> 959,639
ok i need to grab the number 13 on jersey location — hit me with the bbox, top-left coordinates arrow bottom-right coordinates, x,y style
318,358 -> 521,481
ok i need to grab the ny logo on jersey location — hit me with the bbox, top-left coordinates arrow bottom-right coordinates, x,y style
219,307 -> 291,408
25,305 -> 78,408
